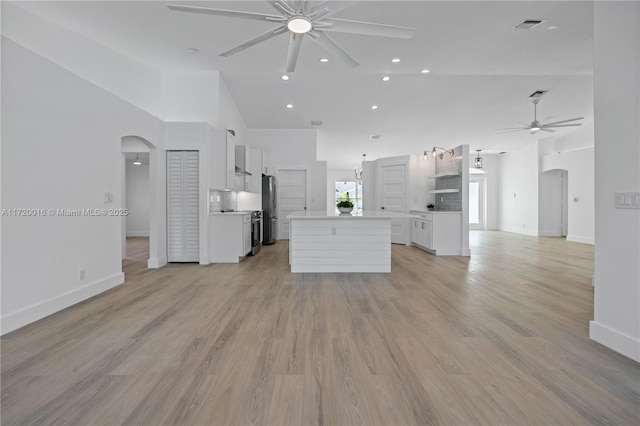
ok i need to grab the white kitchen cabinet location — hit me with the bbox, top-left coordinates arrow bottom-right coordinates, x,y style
235,145 -> 251,191
209,213 -> 251,263
411,211 -> 461,255
249,148 -> 263,194
411,217 -> 433,249
226,131 -> 236,190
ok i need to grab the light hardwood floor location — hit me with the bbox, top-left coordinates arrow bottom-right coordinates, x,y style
2,233 -> 638,425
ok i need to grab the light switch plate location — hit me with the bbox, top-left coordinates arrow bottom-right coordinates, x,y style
615,192 -> 640,209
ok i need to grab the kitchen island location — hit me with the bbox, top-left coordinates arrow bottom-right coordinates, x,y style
287,210 -> 416,273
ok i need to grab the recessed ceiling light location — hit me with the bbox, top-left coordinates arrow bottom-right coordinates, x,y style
391,58 -> 401,63
370,105 -> 378,110
546,25 -> 560,31
185,48 -> 199,54
286,104 -> 293,109
281,74 -> 290,81
421,69 -> 430,74
381,76 -> 390,82
319,58 -> 329,63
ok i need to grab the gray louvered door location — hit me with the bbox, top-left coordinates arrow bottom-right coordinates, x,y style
167,151 -> 199,262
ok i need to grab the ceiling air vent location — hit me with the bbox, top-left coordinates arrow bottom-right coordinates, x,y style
370,134 -> 381,140
311,120 -> 323,126
514,19 -> 545,30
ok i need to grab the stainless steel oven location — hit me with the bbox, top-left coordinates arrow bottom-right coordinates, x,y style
249,211 -> 261,256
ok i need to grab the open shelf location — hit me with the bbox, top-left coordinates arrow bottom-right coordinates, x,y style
428,171 -> 461,178
430,188 -> 460,194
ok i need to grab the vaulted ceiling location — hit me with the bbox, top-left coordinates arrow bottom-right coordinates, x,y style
14,1 -> 595,170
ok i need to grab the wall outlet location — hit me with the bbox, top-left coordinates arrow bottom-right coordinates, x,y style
79,268 -> 86,280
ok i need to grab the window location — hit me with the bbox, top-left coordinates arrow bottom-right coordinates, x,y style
335,181 -> 363,212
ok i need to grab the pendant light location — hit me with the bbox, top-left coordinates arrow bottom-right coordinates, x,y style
475,150 -> 483,168
133,154 -> 142,165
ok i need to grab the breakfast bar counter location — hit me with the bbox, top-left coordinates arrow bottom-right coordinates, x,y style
287,210 -> 416,273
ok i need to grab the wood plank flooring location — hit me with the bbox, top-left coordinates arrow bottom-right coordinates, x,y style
2,232 -> 639,425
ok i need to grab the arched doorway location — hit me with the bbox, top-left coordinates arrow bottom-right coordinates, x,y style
121,135 -> 160,268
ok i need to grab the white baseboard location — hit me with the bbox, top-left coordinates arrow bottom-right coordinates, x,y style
1,272 -> 124,335
567,235 -> 595,245
589,321 -> 640,362
460,248 -> 471,256
148,256 -> 167,269
538,230 -> 560,237
126,231 -> 150,237
499,226 -> 539,237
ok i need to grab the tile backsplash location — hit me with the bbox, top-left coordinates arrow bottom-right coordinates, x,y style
434,145 -> 462,212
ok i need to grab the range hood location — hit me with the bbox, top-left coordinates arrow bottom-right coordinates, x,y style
235,166 -> 252,176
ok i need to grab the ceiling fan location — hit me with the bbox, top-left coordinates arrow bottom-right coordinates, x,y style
497,98 -> 584,134
166,1 -> 415,72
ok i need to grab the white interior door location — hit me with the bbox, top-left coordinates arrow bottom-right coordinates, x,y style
167,151 -> 199,262
469,175 -> 485,230
377,163 -> 407,244
278,169 -> 307,240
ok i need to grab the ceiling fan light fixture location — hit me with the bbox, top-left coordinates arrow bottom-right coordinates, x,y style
287,16 -> 312,34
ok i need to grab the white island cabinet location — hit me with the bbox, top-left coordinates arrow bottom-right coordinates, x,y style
287,211 -> 417,273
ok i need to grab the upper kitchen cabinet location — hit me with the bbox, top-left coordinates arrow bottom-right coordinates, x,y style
249,148 -> 263,193
226,130 -> 236,190
235,145 -> 251,192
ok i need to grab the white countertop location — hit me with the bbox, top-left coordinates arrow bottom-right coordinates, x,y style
410,210 -> 462,215
210,210 -> 256,216
287,210 -> 418,219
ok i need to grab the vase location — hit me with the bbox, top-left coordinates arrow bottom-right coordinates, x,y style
338,207 -> 353,214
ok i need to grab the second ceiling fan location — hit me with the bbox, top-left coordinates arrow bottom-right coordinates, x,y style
167,1 -> 415,72
497,98 -> 584,134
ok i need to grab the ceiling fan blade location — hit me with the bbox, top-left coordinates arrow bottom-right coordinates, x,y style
543,123 -> 583,128
285,33 -> 305,72
540,128 -> 556,133
220,25 -> 288,57
494,126 -> 529,131
314,1 -> 362,19
497,129 -> 527,134
543,117 -> 584,126
321,18 -> 415,39
167,4 -> 281,22
310,32 -> 359,68
266,1 -> 295,15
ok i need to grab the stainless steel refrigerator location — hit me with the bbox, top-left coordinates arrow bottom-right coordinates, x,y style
262,175 -> 277,245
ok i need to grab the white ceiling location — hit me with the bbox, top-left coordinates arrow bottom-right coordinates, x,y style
15,1 -> 595,170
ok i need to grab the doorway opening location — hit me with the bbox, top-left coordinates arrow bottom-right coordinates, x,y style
121,135 -> 158,269
469,170 -> 486,230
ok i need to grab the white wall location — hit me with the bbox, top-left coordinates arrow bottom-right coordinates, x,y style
161,71 -> 219,125
246,129 -> 327,213
541,148 -> 594,243
497,142 -> 540,235
125,160 -> 150,237
1,37 -> 165,334
2,2 -> 163,118
590,2 -> 640,362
